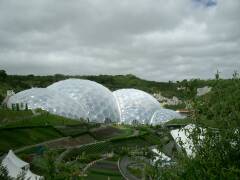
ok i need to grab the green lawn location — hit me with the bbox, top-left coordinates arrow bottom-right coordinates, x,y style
90,126 -> 133,140
1,113 -> 83,128
0,127 -> 62,153
113,126 -> 133,138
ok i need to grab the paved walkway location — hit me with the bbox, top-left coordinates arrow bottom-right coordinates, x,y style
118,156 -> 140,180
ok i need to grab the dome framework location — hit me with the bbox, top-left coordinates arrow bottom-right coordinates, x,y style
7,88 -> 87,120
113,89 -> 162,125
7,79 -> 185,125
47,79 -> 120,123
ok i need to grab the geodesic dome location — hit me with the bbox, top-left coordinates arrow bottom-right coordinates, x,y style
113,89 -> 162,124
150,109 -> 185,125
6,78 -> 185,125
47,79 -> 120,123
7,88 -> 87,120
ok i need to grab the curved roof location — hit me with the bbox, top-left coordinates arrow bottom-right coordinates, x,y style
7,79 -> 185,125
113,89 -> 162,124
150,109 -> 184,125
7,88 -> 87,120
47,79 -> 120,123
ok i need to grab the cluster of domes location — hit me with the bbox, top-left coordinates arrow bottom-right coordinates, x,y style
7,79 -> 184,125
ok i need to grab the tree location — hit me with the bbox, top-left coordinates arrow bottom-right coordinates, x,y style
232,70 -> 239,80
215,70 -> 220,80
147,78 -> 240,179
0,70 -> 7,81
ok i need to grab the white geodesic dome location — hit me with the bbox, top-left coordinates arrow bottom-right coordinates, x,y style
7,88 -> 87,120
113,89 -> 162,124
6,78 -> 185,125
150,109 -> 185,125
47,79 -> 120,123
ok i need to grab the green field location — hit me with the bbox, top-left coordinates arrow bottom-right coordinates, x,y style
1,112 -> 83,128
90,126 -> 133,140
85,160 -> 123,180
0,109 -> 33,123
56,125 -> 89,137
0,127 -> 62,153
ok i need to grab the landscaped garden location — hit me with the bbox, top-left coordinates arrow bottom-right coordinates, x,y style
1,73 -> 240,179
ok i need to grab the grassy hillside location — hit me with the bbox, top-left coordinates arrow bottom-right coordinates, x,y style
0,109 -> 92,154
0,127 -> 62,153
0,109 -> 83,127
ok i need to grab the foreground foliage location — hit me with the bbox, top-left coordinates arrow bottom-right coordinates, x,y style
147,75 -> 240,179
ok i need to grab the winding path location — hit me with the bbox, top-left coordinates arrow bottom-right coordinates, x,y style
55,140 -> 106,163
82,153 -> 113,174
14,137 -> 70,153
118,156 -> 140,180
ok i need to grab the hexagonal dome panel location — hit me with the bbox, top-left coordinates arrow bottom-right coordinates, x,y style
113,89 -> 162,124
47,79 -> 120,123
150,109 -> 184,125
7,88 -> 87,120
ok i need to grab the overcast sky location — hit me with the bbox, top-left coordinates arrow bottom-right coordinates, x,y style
0,0 -> 239,81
